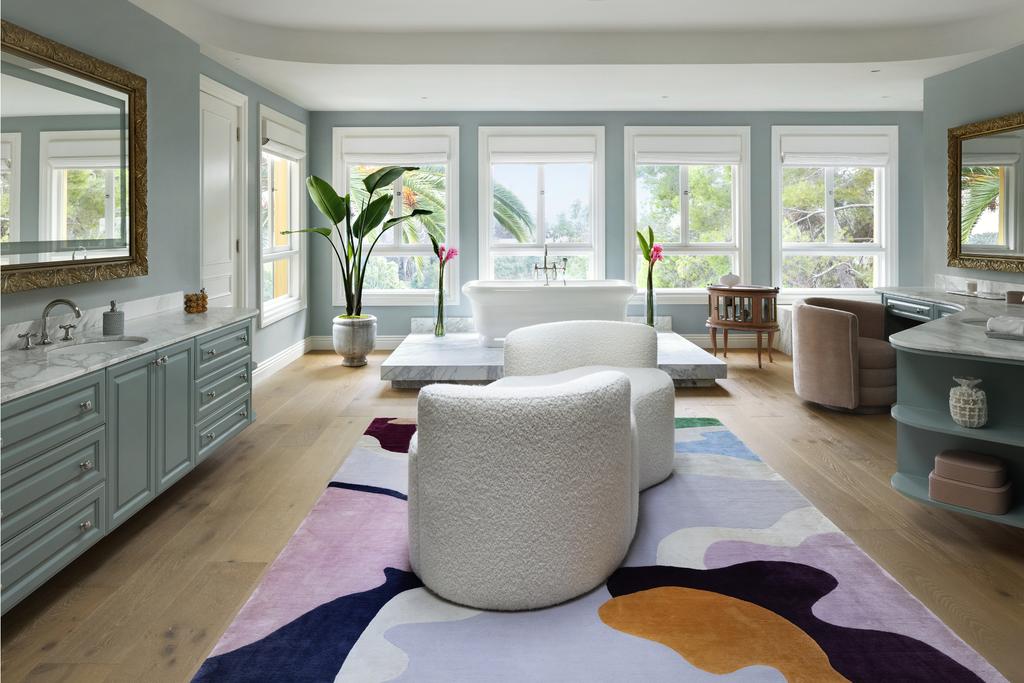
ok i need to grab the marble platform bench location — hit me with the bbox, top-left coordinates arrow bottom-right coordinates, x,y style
381,332 -> 726,389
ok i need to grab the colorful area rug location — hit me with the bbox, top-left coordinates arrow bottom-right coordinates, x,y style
194,418 -> 1004,682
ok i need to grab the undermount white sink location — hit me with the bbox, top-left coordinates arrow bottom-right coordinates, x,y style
47,337 -> 148,357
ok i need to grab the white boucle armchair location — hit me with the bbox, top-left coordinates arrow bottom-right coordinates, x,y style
500,320 -> 675,490
409,371 -> 637,611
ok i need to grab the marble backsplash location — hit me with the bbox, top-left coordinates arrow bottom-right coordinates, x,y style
1,291 -> 183,350
934,274 -> 1023,298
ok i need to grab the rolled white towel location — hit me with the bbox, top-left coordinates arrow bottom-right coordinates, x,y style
986,315 -> 1024,336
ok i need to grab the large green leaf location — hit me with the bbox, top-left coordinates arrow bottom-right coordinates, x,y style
960,167 -> 1002,241
352,193 -> 394,238
306,176 -> 347,225
636,229 -> 651,260
384,208 -> 432,230
362,166 -> 418,195
492,183 -> 535,242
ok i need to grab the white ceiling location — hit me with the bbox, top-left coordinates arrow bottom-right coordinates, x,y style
130,0 -> 1024,111
157,0 -> 1022,32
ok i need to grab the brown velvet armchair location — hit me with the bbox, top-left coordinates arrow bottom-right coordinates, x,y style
791,297 -> 896,411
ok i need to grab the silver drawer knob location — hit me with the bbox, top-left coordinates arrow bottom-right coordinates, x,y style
79,460 -> 94,471
205,432 -> 215,440
206,349 -> 217,357
238,334 -> 248,342
206,390 -> 217,398
80,400 -> 93,412
239,372 -> 248,381
238,409 -> 248,418
80,520 -> 93,531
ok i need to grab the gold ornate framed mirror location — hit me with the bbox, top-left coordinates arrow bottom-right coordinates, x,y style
947,111 -> 1024,273
0,21 -> 147,293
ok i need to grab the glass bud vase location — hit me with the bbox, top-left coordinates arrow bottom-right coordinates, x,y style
645,268 -> 656,327
434,287 -> 445,337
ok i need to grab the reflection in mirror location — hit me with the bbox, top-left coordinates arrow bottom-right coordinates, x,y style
960,129 -> 1023,255
1,49 -> 129,266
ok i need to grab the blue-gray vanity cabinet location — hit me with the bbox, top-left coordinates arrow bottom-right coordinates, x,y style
156,340 -> 195,492
106,353 -> 158,530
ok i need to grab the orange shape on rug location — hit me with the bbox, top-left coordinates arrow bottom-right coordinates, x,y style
598,586 -> 847,682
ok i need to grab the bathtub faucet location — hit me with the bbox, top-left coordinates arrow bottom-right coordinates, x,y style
534,246 -> 568,286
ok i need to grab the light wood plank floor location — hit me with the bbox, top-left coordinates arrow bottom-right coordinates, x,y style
2,350 -> 1022,682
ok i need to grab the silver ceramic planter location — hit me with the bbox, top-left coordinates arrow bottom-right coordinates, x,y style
332,314 -> 377,367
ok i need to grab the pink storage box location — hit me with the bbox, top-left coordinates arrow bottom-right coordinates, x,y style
928,471 -> 1012,516
934,449 -> 1007,488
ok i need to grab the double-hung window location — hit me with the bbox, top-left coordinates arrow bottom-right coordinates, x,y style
39,130 -> 128,260
333,127 -> 458,305
259,106 -> 307,327
625,127 -> 750,301
772,126 -> 898,292
960,134 -> 1021,254
479,126 -> 604,280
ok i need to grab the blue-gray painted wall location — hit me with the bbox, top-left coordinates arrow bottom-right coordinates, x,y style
1,0 -> 310,364
308,111 -> 924,336
923,44 -> 1024,286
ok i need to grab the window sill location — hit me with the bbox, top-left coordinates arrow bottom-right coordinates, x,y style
777,288 -> 883,305
260,298 -> 307,328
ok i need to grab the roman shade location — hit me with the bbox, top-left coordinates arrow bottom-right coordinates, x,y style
779,132 -> 892,166
262,118 -> 306,159
488,133 -> 597,164
633,133 -> 743,165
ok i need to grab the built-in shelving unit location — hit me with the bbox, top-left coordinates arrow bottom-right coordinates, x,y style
885,291 -> 1024,528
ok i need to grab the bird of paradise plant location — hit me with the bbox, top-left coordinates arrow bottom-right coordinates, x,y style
637,226 -> 664,327
285,167 -> 432,317
429,236 -> 458,336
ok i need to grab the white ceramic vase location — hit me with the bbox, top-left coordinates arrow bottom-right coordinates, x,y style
332,314 -> 377,367
719,272 -> 741,287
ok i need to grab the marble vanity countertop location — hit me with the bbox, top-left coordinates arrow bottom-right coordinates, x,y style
877,287 -> 1024,363
1,307 -> 257,403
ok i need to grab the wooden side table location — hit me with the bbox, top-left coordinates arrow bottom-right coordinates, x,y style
706,285 -> 780,368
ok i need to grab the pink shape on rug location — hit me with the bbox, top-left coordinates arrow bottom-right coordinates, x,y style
211,488 -> 410,655
704,533 -> 1005,683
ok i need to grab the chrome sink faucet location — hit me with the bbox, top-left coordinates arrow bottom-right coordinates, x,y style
533,245 -> 568,286
39,298 -> 82,345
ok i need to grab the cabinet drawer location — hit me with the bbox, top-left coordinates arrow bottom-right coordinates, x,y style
195,358 -> 251,422
1,371 -> 105,471
1,427 -> 105,543
196,397 -> 251,464
196,321 -> 251,378
1,484 -> 105,612
885,298 -> 933,322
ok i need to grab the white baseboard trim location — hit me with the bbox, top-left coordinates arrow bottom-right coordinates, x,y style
252,337 -> 313,383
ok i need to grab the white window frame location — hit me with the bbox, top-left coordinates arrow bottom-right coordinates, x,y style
332,126 -> 459,306
1,132 -> 21,249
625,126 -> 751,304
39,130 -> 126,254
771,125 -> 899,301
259,106 -> 307,328
478,126 -> 605,280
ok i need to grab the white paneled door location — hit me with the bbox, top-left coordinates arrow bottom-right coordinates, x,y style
199,82 -> 245,307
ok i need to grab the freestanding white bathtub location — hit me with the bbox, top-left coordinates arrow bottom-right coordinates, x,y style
461,280 -> 637,347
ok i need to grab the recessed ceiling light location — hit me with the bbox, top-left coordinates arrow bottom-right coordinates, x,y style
881,95 -> 890,99
870,68 -> 881,73
661,95 -> 669,100
420,96 -> 429,100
